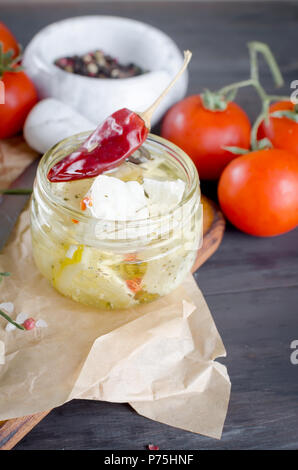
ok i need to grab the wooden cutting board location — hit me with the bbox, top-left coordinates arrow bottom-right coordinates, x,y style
0,137 -> 225,450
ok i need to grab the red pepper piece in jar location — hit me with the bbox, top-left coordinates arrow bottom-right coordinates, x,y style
48,109 -> 148,182
126,277 -> 143,293
47,51 -> 192,183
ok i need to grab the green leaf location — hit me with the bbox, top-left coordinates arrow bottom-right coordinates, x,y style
3,49 -> 13,64
0,309 -> 25,330
222,146 -> 250,155
201,89 -> 227,111
0,272 -> 10,284
270,110 -> 298,123
223,88 -> 238,103
0,188 -> 32,195
255,138 -> 273,150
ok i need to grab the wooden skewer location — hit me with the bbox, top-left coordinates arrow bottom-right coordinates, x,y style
139,50 -> 192,129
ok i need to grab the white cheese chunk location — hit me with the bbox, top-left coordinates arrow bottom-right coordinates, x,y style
143,178 -> 185,216
89,175 -> 149,221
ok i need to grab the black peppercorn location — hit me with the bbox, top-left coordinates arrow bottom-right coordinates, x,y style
54,49 -> 146,79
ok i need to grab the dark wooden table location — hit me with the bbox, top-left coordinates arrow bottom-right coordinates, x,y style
2,1 -> 298,450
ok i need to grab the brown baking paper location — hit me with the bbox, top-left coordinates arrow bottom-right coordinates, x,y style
0,136 -> 38,189
0,208 -> 230,439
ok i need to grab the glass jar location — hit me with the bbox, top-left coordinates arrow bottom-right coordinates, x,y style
30,132 -> 203,310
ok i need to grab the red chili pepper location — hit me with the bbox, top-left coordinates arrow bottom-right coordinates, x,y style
148,444 -> 160,450
47,108 -> 148,182
47,51 -> 191,183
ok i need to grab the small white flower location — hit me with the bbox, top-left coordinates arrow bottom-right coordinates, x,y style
5,322 -> 16,332
4,309 -> 48,332
4,312 -> 28,332
0,302 -> 14,314
35,319 -> 48,328
16,312 -> 29,324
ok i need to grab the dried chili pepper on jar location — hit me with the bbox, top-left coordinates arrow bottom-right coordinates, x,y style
48,51 -> 192,183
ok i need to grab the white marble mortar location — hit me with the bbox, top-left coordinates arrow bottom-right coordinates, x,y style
23,16 -> 188,126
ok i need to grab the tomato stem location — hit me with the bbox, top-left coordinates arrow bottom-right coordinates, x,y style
216,42 -> 290,151
250,112 -> 267,150
247,42 -> 293,148
218,78 -> 255,98
204,42 -> 288,114
248,42 -> 284,88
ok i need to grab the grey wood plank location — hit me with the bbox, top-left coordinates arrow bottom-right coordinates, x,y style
194,225 -> 298,295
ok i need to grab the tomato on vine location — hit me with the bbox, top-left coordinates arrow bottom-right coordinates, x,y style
0,22 -> 19,58
161,42 -> 288,181
161,93 -> 251,180
216,42 -> 298,237
0,23 -> 37,139
0,71 -> 38,139
218,148 -> 298,237
258,101 -> 298,156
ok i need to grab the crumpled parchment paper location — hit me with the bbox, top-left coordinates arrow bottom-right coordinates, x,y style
0,136 -> 38,189
0,206 -> 230,439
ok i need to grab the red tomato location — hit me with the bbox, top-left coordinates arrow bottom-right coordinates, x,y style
0,70 -> 38,139
258,101 -> 298,156
218,148 -> 298,237
0,22 -> 19,57
161,94 -> 251,180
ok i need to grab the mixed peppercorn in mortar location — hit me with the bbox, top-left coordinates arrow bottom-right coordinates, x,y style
30,134 -> 202,310
54,49 -> 145,79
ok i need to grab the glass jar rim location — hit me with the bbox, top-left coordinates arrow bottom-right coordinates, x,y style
36,131 -> 200,228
